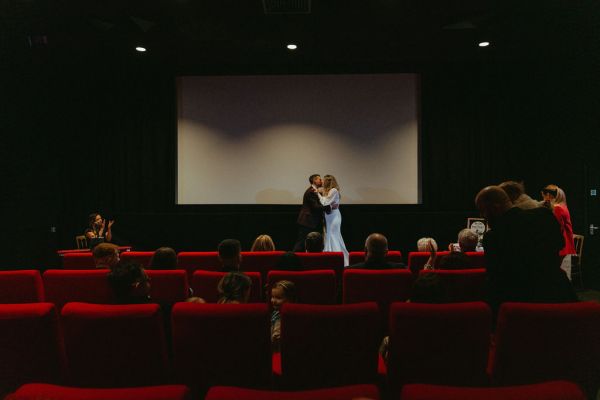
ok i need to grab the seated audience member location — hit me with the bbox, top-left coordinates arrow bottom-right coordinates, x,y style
108,262 -> 151,304
251,234 -> 276,252
270,280 -> 297,352
217,272 -> 252,304
149,247 -> 177,269
93,243 -> 120,269
499,180 -> 541,210
475,186 -> 577,315
305,231 -> 325,253
218,239 -> 242,272
417,237 -> 438,252
276,251 -> 302,270
457,228 -> 479,252
348,233 -> 406,269
85,212 -> 114,243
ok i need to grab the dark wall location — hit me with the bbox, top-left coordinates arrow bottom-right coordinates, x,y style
1,44 -> 599,271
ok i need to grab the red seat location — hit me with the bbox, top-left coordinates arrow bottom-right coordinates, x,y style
190,271 -> 262,303
0,304 -> 64,395
120,251 -> 155,267
491,302 -> 600,397
348,251 -> 403,265
419,269 -> 486,302
387,302 -> 491,389
407,252 -> 450,272
61,302 -> 168,387
61,253 -> 95,269
277,302 -> 380,389
267,270 -> 336,304
146,270 -> 190,303
400,381 -> 586,400
240,251 -> 285,280
0,270 -> 44,303
205,384 -> 380,400
408,252 -> 485,273
171,303 -> 271,391
43,270 -> 113,310
11,384 -> 191,400
295,252 -> 344,270
343,269 -> 413,333
177,252 -> 220,278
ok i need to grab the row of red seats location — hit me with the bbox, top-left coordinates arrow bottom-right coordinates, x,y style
1,301 -> 599,397
0,269 -> 486,306
60,251 -> 486,276
7,381 -> 587,400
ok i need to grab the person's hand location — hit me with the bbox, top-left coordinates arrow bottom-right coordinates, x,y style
108,220 -> 115,229
324,205 -> 332,214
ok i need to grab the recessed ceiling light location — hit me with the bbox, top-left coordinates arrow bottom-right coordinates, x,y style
135,46 -> 147,52
287,44 -> 298,50
478,41 -> 490,47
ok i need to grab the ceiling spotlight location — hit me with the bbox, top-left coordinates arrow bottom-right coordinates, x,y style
135,46 -> 147,52
478,41 -> 490,48
287,43 -> 298,50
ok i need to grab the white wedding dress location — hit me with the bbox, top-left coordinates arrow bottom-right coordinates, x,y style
319,188 -> 349,266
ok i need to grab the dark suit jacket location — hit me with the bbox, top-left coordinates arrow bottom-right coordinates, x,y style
297,186 -> 326,228
483,206 -> 577,312
347,260 -> 407,270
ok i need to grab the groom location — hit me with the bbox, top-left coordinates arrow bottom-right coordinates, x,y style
293,174 -> 331,252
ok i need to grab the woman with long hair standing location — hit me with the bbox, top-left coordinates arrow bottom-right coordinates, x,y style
541,184 -> 576,279
318,175 -> 349,266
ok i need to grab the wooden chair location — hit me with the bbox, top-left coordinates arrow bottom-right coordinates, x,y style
75,235 -> 87,249
571,234 -> 584,289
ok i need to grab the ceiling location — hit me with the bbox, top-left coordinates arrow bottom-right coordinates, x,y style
2,0 -> 598,72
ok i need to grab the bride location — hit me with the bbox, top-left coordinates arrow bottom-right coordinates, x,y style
318,175 -> 349,266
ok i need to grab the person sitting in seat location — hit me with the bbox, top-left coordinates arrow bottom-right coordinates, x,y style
348,233 -> 405,269
217,272 -> 252,304
93,243 -> 120,270
251,234 -> 276,251
270,280 -> 297,352
439,229 -> 479,269
108,262 -> 151,304
149,247 -> 177,269
417,237 -> 438,252
218,239 -> 242,272
305,231 -> 324,253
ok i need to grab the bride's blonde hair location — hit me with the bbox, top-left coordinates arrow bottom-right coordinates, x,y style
323,175 -> 340,196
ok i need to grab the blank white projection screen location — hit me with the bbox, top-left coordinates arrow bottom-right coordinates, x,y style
177,74 -> 420,205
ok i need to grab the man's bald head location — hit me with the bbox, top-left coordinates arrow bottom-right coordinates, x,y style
365,233 -> 388,262
475,186 -> 513,224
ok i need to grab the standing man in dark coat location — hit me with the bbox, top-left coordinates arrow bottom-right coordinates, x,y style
475,186 -> 577,316
293,174 -> 331,252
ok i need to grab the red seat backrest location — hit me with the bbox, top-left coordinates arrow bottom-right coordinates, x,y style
172,303 -> 271,391
205,384 -> 381,400
12,383 -> 192,400
240,251 -> 285,280
400,381 -> 586,400
43,270 -> 114,310
407,252 -> 450,273
387,302 -> 491,389
491,302 -> 600,396
279,302 -> 380,389
146,270 -> 190,303
267,270 -> 336,305
0,303 -> 64,394
348,251 -> 403,266
120,251 -> 155,267
191,271 -> 262,303
177,252 -> 220,278
419,269 -> 486,303
61,302 -> 168,387
61,253 -> 95,269
343,269 -> 413,334
0,270 -> 44,303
